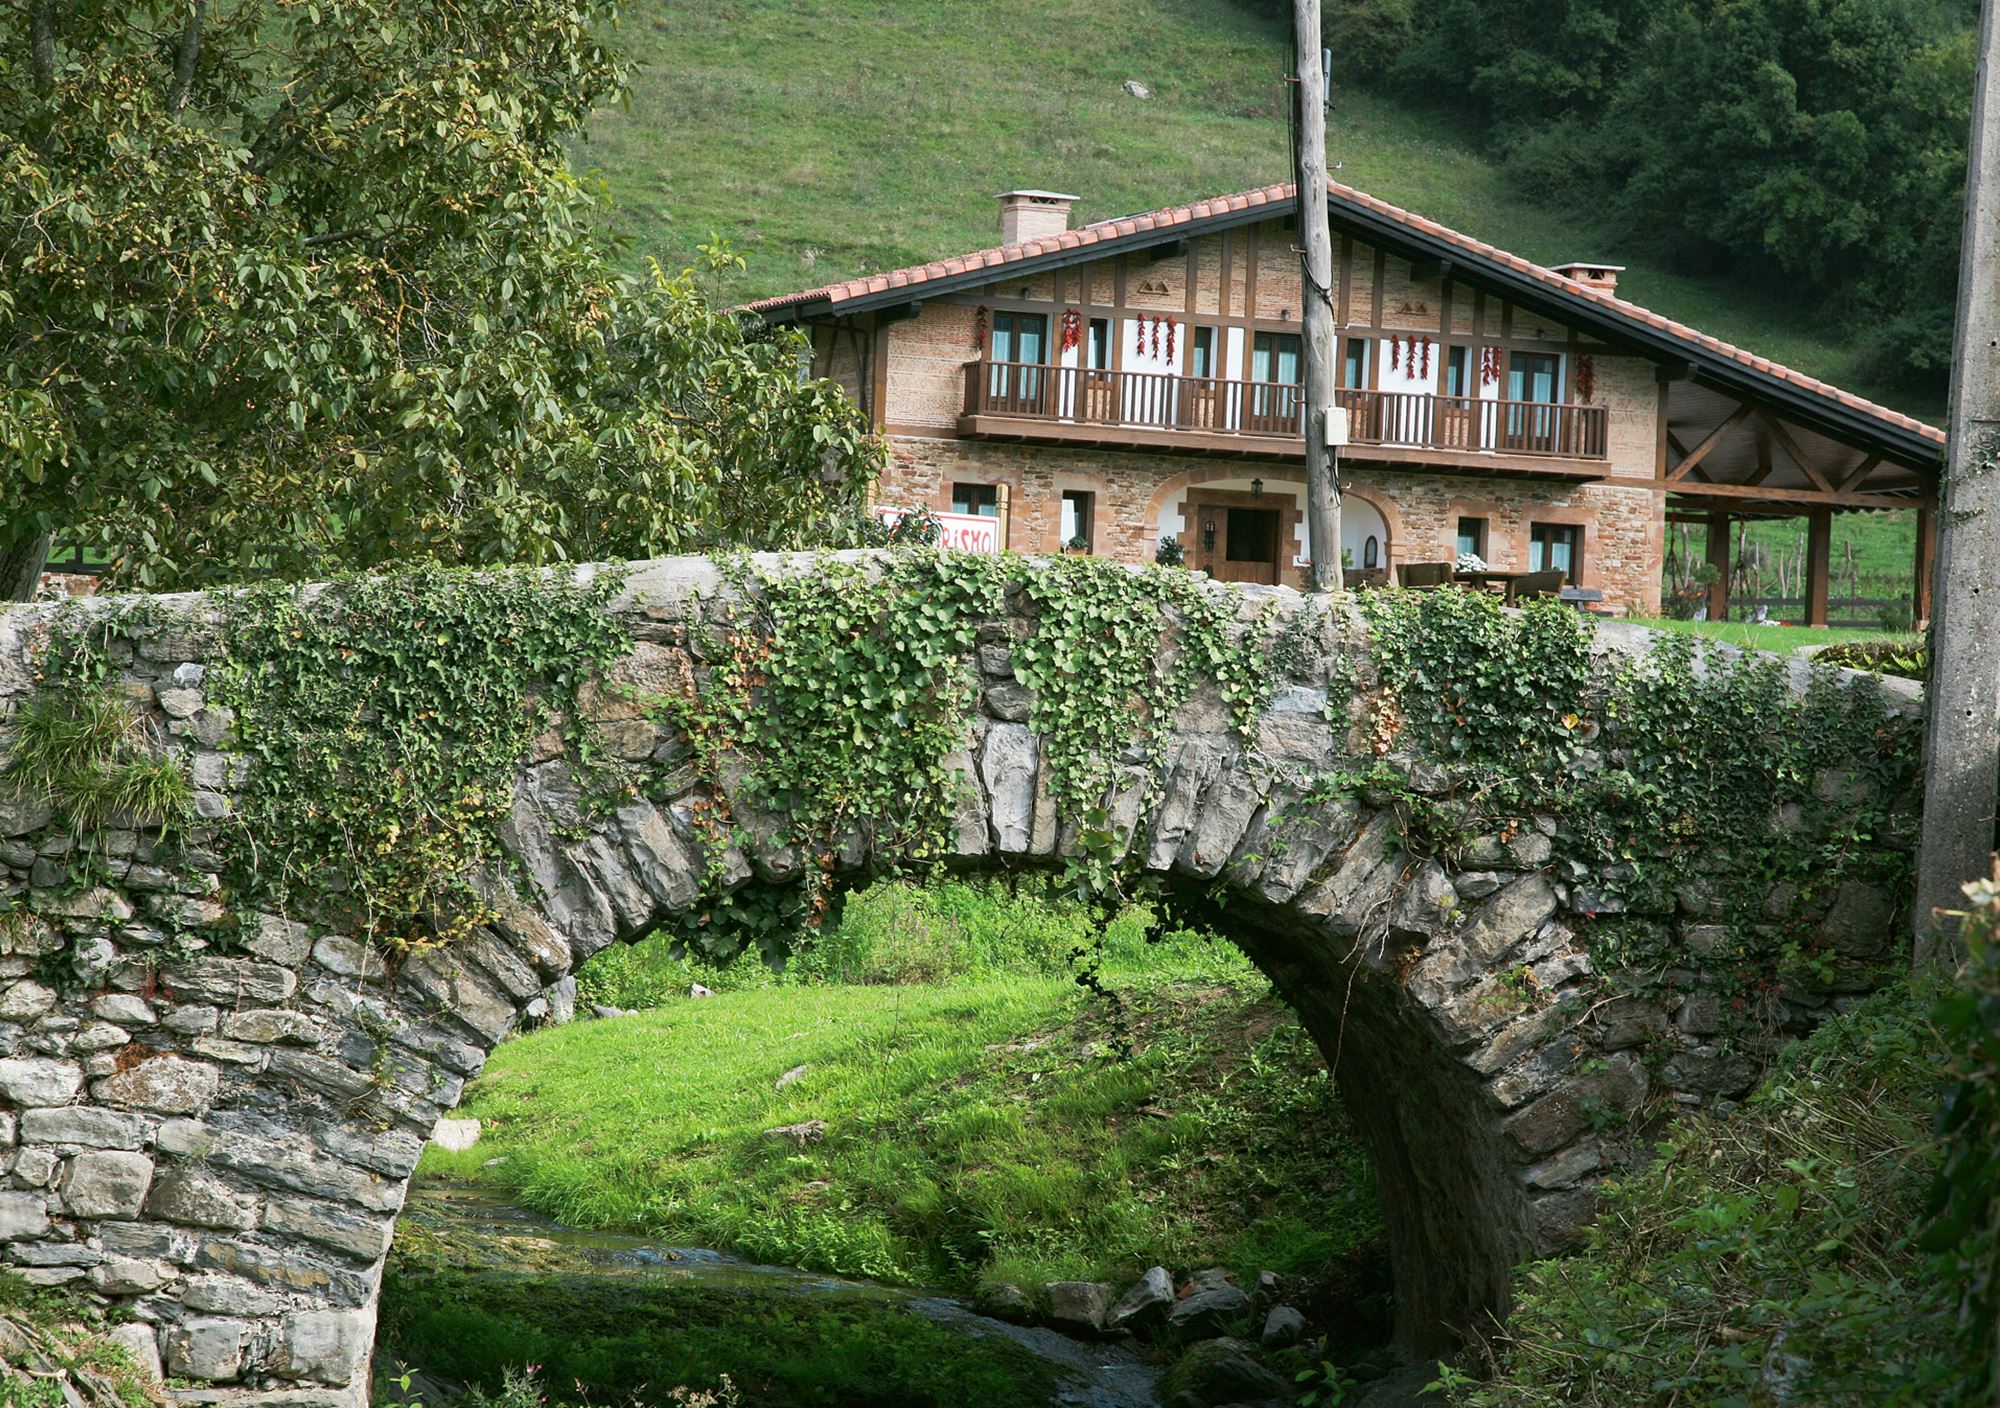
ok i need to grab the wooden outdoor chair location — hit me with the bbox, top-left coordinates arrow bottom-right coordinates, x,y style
1397,561 -> 1456,588
1506,570 -> 1568,605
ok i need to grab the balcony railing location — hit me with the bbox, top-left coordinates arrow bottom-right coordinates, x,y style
960,361 -> 1610,463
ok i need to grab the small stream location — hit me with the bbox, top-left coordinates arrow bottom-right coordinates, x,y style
382,1183 -> 1162,1408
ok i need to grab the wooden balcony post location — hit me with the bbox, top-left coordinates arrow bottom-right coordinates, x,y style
1804,506 -> 1832,627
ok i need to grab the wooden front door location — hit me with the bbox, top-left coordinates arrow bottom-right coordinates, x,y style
1191,501 -> 1282,585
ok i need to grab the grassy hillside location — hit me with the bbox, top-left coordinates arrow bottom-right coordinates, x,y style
582,0 -> 1941,422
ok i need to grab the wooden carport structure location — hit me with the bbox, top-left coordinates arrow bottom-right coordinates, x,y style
1311,183 -> 1947,627
1657,376 -> 1941,626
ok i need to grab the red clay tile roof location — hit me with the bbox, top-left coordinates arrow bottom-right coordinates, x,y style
751,181 -> 1944,451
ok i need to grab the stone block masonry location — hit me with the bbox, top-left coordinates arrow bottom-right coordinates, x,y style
0,556 -> 1921,1396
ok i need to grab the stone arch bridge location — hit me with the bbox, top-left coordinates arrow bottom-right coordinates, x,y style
0,556 -> 1920,1400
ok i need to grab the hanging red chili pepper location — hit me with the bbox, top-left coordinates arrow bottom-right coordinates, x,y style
1419,335 -> 1431,381
1576,354 -> 1597,404
1166,317 -> 1177,363
974,305 -> 988,351
1060,308 -> 1082,353
1150,316 -> 1161,359
1389,336 -> 1401,372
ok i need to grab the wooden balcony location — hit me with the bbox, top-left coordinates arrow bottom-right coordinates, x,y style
958,361 -> 1611,478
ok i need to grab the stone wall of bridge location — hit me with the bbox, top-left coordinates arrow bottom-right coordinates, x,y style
0,556 -> 1921,1399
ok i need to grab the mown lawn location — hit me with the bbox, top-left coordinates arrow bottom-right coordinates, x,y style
1623,616 -> 1923,656
422,918 -> 1380,1299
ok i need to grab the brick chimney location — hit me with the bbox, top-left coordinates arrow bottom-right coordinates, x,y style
1553,261 -> 1624,296
998,190 -> 1078,246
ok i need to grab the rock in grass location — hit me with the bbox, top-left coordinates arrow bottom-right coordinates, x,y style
1168,1267 -> 1251,1335
976,1282 -> 1033,1323
774,1063 -> 808,1091
1261,1304 -> 1306,1347
1159,1336 -> 1288,1405
1045,1280 -> 1115,1335
1107,1265 -> 1174,1333
431,1118 -> 480,1153
762,1119 -> 826,1146
689,983 -> 715,998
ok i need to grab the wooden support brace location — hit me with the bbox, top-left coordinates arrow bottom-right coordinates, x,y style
1756,409 -> 1833,493
1667,403 -> 1754,482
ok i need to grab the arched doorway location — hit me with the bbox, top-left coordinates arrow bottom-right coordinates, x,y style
1342,493 -> 1391,573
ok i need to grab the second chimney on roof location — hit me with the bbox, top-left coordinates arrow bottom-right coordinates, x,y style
998,190 -> 1078,246
1554,260 -> 1624,296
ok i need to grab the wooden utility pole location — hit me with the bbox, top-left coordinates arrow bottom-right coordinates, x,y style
1295,0 -> 1341,591
1915,0 -> 2000,967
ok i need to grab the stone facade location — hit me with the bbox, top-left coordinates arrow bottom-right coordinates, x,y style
0,556 -> 1919,1395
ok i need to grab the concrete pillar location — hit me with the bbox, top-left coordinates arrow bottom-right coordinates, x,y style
1804,507 -> 1832,627
1705,513 -> 1731,621
1916,0 -> 2000,964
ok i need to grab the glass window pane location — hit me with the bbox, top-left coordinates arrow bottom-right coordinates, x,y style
1342,338 -> 1370,388
1016,317 -> 1045,365
1509,353 -> 1559,403
953,483 -> 999,517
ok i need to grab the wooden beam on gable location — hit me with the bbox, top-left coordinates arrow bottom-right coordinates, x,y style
1654,359 -> 1692,383
1665,403 -> 1754,483
1409,256 -> 1454,282
1655,479 -> 1915,510
877,301 -> 922,325
1755,409 -> 1833,493
1836,453 -> 1883,494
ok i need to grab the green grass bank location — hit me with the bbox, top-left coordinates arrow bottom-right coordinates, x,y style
417,881 -> 1381,1302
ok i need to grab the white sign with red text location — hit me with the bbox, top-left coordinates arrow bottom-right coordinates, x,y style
872,506 -> 1002,554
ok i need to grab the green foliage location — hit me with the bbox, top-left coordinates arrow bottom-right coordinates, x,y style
1813,638 -> 1930,682
0,0 -> 881,597
1358,591 -> 1922,1005
576,877 -> 1119,1003
1360,590 -> 1592,774
657,552 -> 1007,958
1458,982 -> 1981,1406
378,1259 -> 1054,1408
664,553 -> 1279,958
2,678 -> 190,840
0,1273 -> 156,1408
211,566 -> 629,948
786,878 -> 1105,987
1926,864 -> 2000,1397
1258,0 -> 1976,392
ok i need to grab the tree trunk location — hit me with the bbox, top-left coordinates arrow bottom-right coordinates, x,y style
0,530 -> 52,603
1295,0 -> 1341,591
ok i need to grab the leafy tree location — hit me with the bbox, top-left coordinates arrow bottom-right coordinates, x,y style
1267,0 -> 1978,393
0,0 -> 879,599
